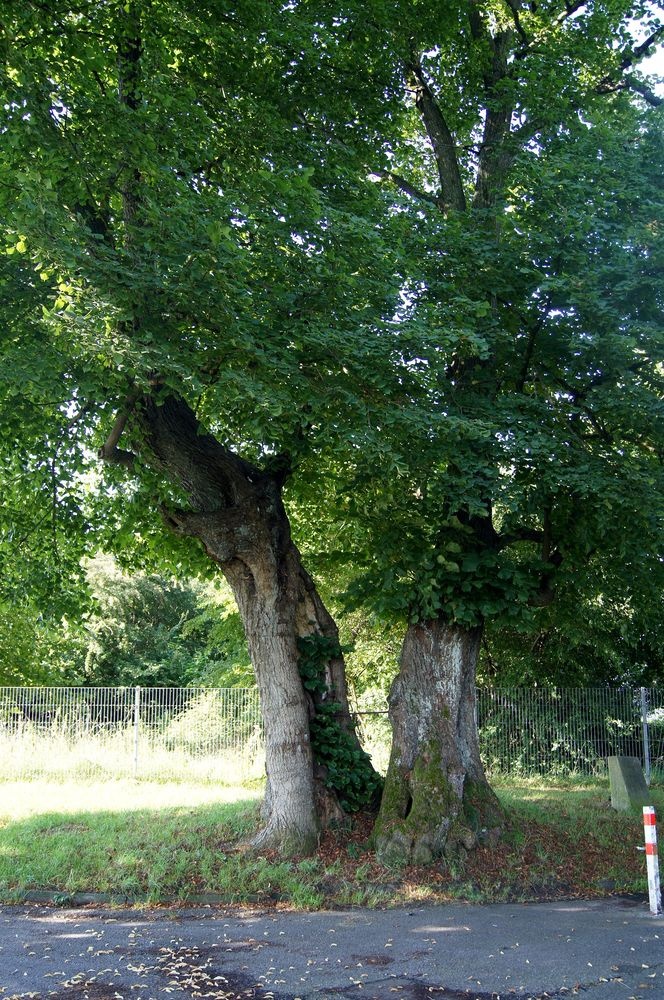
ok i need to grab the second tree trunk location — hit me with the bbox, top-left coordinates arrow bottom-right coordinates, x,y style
373,619 -> 503,866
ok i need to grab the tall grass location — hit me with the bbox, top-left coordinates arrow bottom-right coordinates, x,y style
0,687 -> 266,784
0,726 -> 266,783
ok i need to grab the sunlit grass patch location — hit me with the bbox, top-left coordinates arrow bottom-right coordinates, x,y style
0,779 -> 265,903
0,778 -> 263,820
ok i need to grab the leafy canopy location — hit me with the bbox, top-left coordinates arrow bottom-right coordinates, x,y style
300,2 -> 664,640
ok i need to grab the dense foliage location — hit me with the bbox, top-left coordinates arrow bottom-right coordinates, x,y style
82,555 -> 252,687
305,11 -> 664,639
0,554 -> 251,688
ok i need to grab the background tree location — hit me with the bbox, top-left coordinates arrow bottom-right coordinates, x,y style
81,554 -> 252,688
480,554 -> 664,688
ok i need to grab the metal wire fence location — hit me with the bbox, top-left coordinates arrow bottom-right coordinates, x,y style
0,687 -> 264,783
475,687 -> 664,781
354,686 -> 664,783
0,685 -> 661,783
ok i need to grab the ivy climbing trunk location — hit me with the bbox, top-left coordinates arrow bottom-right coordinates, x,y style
124,394 -> 374,854
373,619 -> 503,866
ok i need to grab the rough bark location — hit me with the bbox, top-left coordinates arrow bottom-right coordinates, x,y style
125,393 -> 371,854
373,619 -> 503,866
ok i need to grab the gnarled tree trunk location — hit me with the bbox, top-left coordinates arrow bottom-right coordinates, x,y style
373,619 -> 503,866
113,394 -> 374,855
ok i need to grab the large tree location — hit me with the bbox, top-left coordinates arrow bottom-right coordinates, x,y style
0,0 -> 397,852
2,0 -> 662,866
308,1 -> 664,864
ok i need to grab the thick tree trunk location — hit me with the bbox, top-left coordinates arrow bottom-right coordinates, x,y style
126,394 -> 372,854
373,619 -> 503,866
224,547 -> 352,849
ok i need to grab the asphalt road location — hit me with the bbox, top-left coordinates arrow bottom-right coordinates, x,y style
0,897 -> 662,1000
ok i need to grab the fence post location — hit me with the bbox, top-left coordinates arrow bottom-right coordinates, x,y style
641,687 -> 651,787
133,686 -> 141,779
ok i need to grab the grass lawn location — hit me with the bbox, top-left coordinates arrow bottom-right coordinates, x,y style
0,777 -> 661,909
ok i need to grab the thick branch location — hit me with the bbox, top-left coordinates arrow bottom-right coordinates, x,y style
598,74 -> 664,107
408,61 -> 467,212
117,5 -> 143,230
555,358 -> 653,407
529,526 -> 563,606
375,169 -> 443,208
625,75 -> 664,107
620,26 -> 664,71
516,323 -> 541,393
473,30 -> 516,209
468,0 -> 486,41
503,0 -> 529,46
140,395 -> 269,512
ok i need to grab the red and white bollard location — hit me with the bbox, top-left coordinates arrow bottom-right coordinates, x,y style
643,806 -> 663,916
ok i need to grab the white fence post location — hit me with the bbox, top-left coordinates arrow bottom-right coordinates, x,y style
133,686 -> 141,778
641,687 -> 651,787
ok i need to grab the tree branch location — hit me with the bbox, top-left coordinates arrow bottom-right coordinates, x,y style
626,75 -> 663,106
555,358 -> 654,405
594,24 -> 664,105
499,508 -> 563,606
611,75 -> 663,107
557,1 -> 587,26
503,0 -> 530,46
98,391 -> 141,467
620,25 -> 664,71
375,169 -> 444,208
515,295 -> 554,392
117,5 -> 143,230
407,60 -> 467,212
468,0 -> 487,42
463,15 -> 516,209
513,0 -> 587,60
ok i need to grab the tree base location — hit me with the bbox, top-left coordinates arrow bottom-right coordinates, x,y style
247,817 -> 320,858
373,766 -> 503,866
372,621 -> 504,868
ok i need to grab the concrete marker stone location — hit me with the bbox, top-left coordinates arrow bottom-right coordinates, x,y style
607,756 -> 650,811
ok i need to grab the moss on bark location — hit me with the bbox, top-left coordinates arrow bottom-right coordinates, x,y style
373,741 -> 465,866
372,619 -> 505,866
373,748 -> 505,866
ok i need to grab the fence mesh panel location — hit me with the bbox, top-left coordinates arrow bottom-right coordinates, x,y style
0,687 -> 264,783
0,686 -> 661,783
355,686 -> 663,781
475,687 -> 646,778
646,687 -> 664,779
